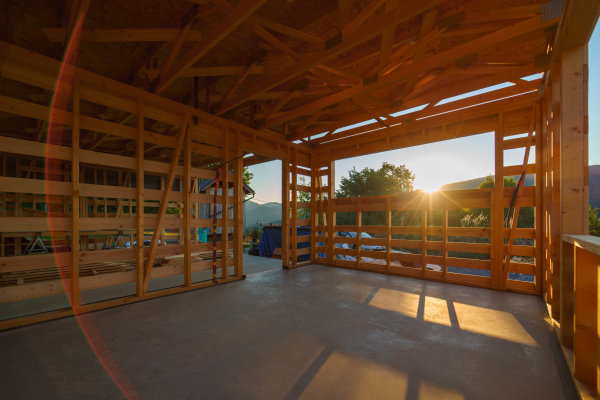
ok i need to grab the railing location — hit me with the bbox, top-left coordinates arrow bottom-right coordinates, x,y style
559,234 -> 600,396
313,188 -> 541,294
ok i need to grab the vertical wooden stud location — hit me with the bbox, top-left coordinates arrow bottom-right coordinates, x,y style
562,240 -> 575,348
291,148 -> 298,267
233,130 -> 244,278
357,198 -> 362,268
421,208 -> 427,275
385,197 -> 391,270
281,151 -> 290,268
70,74 -> 80,309
184,117 -> 192,287
442,202 -> 448,281
494,116 -> 505,288
221,127 -> 229,280
136,98 -> 145,297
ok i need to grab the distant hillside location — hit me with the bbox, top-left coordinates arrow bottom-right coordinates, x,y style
438,165 -> 600,211
245,201 -> 281,229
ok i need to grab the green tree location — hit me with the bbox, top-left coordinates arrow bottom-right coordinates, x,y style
336,162 -> 415,198
478,174 -> 518,189
296,177 -> 312,220
243,167 -> 253,186
591,206 -> 600,237
476,174 -> 533,228
335,162 -> 415,226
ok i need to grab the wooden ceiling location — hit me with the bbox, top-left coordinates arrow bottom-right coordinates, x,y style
0,0 -> 557,158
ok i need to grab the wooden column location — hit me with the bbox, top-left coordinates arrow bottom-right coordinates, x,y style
535,99 -> 543,294
70,75 -> 80,309
221,127 -> 229,280
291,147 -> 298,267
421,208 -> 427,275
574,247 -> 599,385
551,61 -> 562,318
356,199 -> 362,268
385,197 -> 391,270
281,151 -> 290,268
560,46 -> 589,235
233,130 -> 244,278
562,240 -> 575,348
184,118 -> 192,287
326,159 -> 335,264
136,98 -> 145,297
442,204 -> 448,281
560,45 -> 588,347
310,152 -> 318,262
494,116 -> 505,289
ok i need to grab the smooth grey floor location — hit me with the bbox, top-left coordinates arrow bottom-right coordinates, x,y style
0,264 -> 568,400
0,254 -> 282,321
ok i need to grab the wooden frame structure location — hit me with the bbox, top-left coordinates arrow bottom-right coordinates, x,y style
0,0 -> 598,393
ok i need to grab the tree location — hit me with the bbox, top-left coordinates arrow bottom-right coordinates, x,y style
297,177 -> 311,219
477,174 -> 533,228
591,206 -> 600,237
336,162 -> 415,226
243,167 -> 253,186
478,174 -> 518,189
336,162 -> 415,198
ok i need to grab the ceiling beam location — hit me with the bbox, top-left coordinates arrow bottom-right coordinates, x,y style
216,0 -> 445,115
264,14 -> 559,129
154,0 -> 268,94
42,28 -> 204,42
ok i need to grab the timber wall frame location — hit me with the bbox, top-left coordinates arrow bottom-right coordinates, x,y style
0,39 -> 311,330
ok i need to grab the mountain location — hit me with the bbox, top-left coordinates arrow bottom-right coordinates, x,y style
245,201 -> 281,229
438,165 -> 600,211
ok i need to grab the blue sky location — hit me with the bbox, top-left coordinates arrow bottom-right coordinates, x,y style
248,26 -> 600,201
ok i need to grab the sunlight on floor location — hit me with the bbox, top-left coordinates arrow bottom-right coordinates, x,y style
368,288 -> 420,318
367,288 -> 537,345
453,302 -> 538,346
419,381 -> 466,400
298,350 -> 409,400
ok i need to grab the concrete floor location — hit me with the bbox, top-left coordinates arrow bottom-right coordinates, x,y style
0,254 -> 282,321
0,263 -> 571,400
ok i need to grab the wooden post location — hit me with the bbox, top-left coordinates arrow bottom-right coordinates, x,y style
326,159 -> 335,265
184,117 -> 192,287
562,240 -> 575,348
560,46 -> 588,345
356,198 -> 362,268
70,74 -> 80,309
534,99 -> 543,294
421,208 -> 427,275
385,197 -> 391,270
136,98 -> 145,297
551,61 -> 562,319
574,247 -> 598,385
233,130 -> 243,278
310,152 -> 318,262
281,151 -> 290,268
560,46 -> 589,235
291,148 -> 298,267
442,203 -> 448,281
494,116 -> 505,289
221,127 -> 229,280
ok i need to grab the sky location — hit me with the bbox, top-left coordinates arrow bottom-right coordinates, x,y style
248,25 -> 600,203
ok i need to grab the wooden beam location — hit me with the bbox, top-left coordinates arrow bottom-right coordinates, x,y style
43,28 -> 203,42
216,0 -> 445,114
378,0 -> 400,72
250,15 -> 322,43
142,113 -> 190,292
269,14 -> 556,128
338,0 -> 354,31
160,24 -> 194,79
281,149 -> 290,267
223,64 -> 256,102
342,0 -> 387,35
147,65 -> 263,80
154,0 -> 268,94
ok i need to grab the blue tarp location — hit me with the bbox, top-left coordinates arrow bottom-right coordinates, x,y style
258,226 -> 314,261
